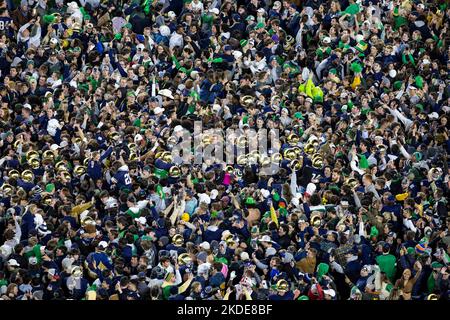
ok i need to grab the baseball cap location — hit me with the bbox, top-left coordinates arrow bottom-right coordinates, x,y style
135,217 -> 147,225
324,289 -> 336,297
50,144 -> 60,151
98,241 -> 108,249
29,257 -> 38,265
199,242 -> 210,250
7,259 -> 20,267
154,107 -> 165,114
134,134 -> 144,142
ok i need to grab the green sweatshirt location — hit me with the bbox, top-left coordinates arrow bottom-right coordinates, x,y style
376,254 -> 397,282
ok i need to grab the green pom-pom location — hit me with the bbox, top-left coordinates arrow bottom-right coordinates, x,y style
415,75 -> 424,89
351,62 -> 363,74
43,14 -> 56,24
393,80 -> 403,91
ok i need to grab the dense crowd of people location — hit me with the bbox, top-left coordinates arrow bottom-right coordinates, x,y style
0,0 -> 449,300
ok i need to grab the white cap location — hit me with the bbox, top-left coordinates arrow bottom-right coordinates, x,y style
210,189 -> 219,200
159,25 -> 171,37
259,235 -> 272,243
198,193 -> 211,204
174,125 -> 184,133
7,259 -> 20,267
60,140 -> 69,148
199,241 -> 210,251
135,217 -> 147,225
232,50 -> 243,59
105,197 -> 118,209
190,70 -> 199,79
168,11 -> 176,19
154,106 -> 165,114
50,38 -> 58,45
23,103 -> 32,110
48,268 -> 57,276
29,256 -> 38,265
260,189 -> 270,198
209,8 -> 219,15
257,8 -> 265,13
98,241 -> 108,249
240,252 -> 250,260
136,43 -> 145,51
428,112 -> 439,119
134,134 -> 144,143
388,69 -> 397,78
273,1 -> 281,9
322,37 -> 331,44
158,89 -> 174,99
324,289 -> 336,297
50,144 -> 60,151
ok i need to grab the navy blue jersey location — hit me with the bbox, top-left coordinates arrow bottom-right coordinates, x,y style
112,165 -> 132,189
87,160 -> 102,181
87,147 -> 112,180
0,17 -> 13,37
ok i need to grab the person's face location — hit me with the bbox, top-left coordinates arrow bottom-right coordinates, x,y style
363,176 -> 371,186
162,260 -> 170,268
331,171 -> 339,181
403,269 -> 411,280
327,233 -> 335,242
22,108 -> 30,117
360,143 -> 367,152
269,258 -> 277,268
361,267 -> 369,277
139,257 -> 148,267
